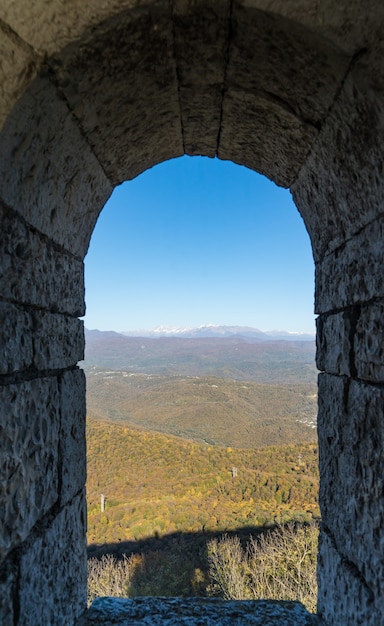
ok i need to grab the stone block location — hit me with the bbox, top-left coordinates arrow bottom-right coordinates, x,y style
0,378 -> 60,564
0,304 -> 84,375
317,529 -> 376,625
318,374 -> 384,600
59,369 -> 86,506
79,596 -> 321,626
317,304 -> 384,382
354,302 -> 384,383
0,75 -> 112,258
228,4 -> 350,125
292,54 -> 384,262
179,87 -> 222,157
0,0 -> 139,55
235,0 -> 384,55
50,3 -> 183,185
0,204 -> 85,316
219,91 -> 317,187
173,0 -> 230,157
18,491 -> 87,626
33,312 -> 84,371
219,2 -> 350,187
315,311 -> 352,376
0,302 -> 33,375
0,557 -> 15,626
315,216 -> 384,314
0,24 -> 40,132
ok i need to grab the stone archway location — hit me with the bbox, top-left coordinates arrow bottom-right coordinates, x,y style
1,3 -> 384,624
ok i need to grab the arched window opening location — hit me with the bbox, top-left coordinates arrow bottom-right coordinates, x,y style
83,156 -> 319,609
1,4 -> 383,623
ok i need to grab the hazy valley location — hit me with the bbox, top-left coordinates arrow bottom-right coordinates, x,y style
86,368 -> 317,448
84,328 -> 317,384
84,327 -> 317,446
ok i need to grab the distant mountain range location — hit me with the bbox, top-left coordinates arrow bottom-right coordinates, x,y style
84,324 -> 315,342
84,327 -> 317,385
119,324 -> 315,342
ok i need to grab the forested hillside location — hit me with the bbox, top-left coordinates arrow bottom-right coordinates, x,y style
87,416 -> 319,546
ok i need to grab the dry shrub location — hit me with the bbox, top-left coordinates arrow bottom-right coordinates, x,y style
87,543 -> 208,604
207,522 -> 318,612
206,534 -> 251,600
87,553 -> 141,605
88,523 -> 318,611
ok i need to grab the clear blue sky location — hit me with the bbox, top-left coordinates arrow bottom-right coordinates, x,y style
84,156 -> 315,333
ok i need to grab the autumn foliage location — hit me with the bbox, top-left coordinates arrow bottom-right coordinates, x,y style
87,416 -> 319,546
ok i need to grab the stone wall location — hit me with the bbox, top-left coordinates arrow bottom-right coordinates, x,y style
292,46 -> 384,624
0,2 -> 383,624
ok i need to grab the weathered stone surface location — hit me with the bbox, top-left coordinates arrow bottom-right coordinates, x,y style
0,304 -> 83,374
19,491 -> 87,626
318,375 -> 384,603
50,4 -> 183,185
237,0 -> 384,55
59,369 -> 86,506
179,88 -> 222,157
33,313 -> 84,371
0,1 -> 139,55
0,378 -> 60,564
0,557 -> 15,626
0,76 -> 112,258
316,311 -> 353,376
0,302 -> 33,375
354,302 -> 384,383
317,304 -> 384,382
292,53 -> 384,262
228,5 -> 350,125
79,597 -> 321,626
219,4 -> 350,186
0,204 -> 85,316
315,216 -> 384,314
0,22 -> 40,131
2,0 -> 383,63
219,91 -> 317,187
317,529 -> 376,626
173,0 -> 230,157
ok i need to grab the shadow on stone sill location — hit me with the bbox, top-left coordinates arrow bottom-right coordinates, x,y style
78,596 -> 322,625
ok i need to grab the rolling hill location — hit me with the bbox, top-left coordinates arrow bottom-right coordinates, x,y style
85,368 -> 317,448
87,416 -> 319,547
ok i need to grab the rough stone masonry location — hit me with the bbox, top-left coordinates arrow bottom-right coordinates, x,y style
0,2 -> 384,624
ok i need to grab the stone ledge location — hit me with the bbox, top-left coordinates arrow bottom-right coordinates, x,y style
78,597 -> 321,625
